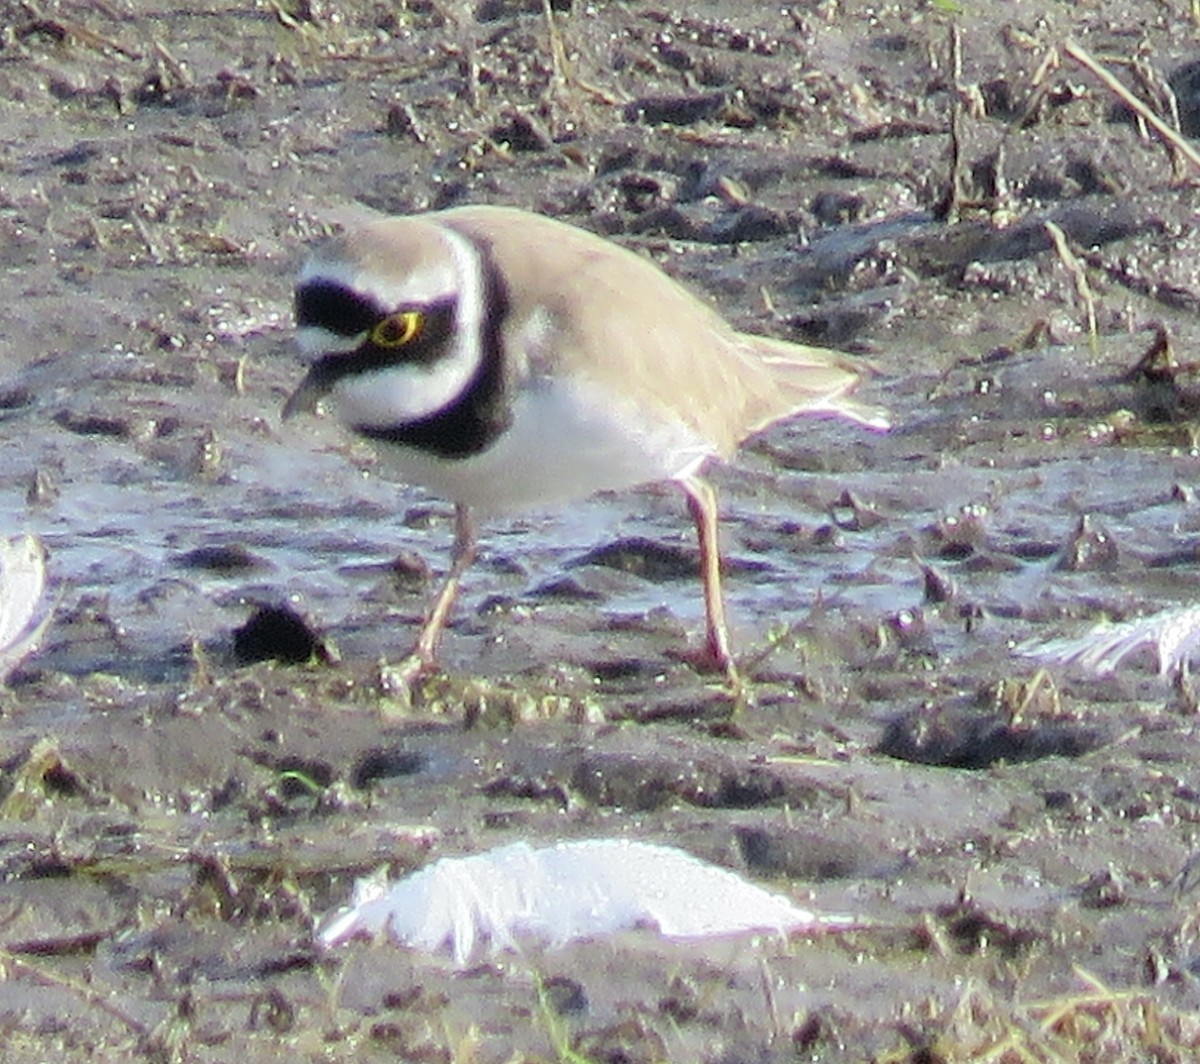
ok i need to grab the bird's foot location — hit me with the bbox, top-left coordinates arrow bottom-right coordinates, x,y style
670,643 -> 752,708
378,651 -> 439,713
669,635 -> 737,678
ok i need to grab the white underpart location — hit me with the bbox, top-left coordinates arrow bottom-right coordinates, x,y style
371,372 -> 714,514
316,839 -> 850,966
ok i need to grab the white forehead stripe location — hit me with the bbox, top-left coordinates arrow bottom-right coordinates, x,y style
298,233 -> 458,311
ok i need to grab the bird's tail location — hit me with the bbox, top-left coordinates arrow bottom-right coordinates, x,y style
738,333 -> 891,436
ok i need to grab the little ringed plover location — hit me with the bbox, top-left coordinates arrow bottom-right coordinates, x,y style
284,205 -> 887,681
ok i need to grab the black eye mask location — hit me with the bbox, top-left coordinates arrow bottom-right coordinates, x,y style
294,280 -> 383,337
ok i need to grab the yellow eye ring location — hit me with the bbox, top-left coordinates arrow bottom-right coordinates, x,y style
370,310 -> 423,348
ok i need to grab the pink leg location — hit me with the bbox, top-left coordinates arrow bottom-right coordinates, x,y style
413,503 -> 478,666
679,474 -> 738,681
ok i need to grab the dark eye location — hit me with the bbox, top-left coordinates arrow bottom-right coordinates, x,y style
370,311 -> 423,348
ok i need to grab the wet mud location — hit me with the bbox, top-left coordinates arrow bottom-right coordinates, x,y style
5,1 -> 1200,1060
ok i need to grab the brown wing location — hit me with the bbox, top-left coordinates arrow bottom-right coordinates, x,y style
440,206 -> 885,453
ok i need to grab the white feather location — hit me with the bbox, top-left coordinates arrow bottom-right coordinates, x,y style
0,535 -> 51,682
1021,606 -> 1200,678
316,839 -> 851,965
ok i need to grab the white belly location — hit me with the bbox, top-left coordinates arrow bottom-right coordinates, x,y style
360,377 -> 715,515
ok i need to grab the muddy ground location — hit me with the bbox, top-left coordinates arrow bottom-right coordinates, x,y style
4,0 -> 1200,1060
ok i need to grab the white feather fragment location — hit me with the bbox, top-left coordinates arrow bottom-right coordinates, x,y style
0,535 -> 51,682
316,839 -> 849,964
1022,606 -> 1200,679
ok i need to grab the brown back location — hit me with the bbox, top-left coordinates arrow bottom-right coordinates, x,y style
439,206 -> 879,454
